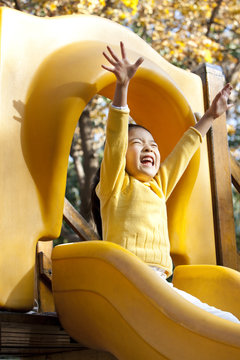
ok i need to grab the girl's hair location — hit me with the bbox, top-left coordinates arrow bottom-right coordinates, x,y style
128,123 -> 151,134
91,167 -> 102,238
91,123 -> 151,239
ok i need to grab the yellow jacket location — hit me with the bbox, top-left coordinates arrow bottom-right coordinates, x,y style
96,106 -> 202,276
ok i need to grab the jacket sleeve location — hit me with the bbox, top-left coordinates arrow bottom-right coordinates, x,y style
159,127 -> 202,201
96,105 -> 129,198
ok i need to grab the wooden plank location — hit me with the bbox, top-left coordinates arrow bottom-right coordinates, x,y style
194,63 -> 238,270
36,241 -> 55,313
3,349 -> 118,360
237,253 -> 240,270
38,251 -> 52,286
0,312 -> 85,356
230,152 -> 240,193
63,198 -> 100,241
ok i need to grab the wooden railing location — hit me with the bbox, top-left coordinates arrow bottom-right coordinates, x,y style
230,152 -> 240,194
63,198 -> 100,241
229,152 -> 240,270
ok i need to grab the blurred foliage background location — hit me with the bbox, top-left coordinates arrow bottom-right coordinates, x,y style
2,0 -> 239,247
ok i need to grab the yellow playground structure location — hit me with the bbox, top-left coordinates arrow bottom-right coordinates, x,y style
1,6 -> 240,360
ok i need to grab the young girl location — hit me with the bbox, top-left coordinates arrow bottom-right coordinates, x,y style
92,41 -> 239,323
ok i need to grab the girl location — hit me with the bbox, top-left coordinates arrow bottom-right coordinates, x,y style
92,41 -> 239,323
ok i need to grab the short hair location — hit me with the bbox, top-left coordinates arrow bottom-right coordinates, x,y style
128,123 -> 152,135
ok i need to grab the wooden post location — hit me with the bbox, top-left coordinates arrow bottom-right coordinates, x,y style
36,241 -> 55,313
194,63 -> 238,270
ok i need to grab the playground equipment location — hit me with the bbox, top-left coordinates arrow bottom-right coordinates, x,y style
1,6 -> 240,359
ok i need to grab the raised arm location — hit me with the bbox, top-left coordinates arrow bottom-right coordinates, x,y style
160,83 -> 233,199
194,83 -> 233,137
97,43 -> 144,198
102,41 -> 144,107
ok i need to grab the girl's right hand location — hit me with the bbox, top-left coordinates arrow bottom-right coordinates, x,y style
102,41 -> 144,86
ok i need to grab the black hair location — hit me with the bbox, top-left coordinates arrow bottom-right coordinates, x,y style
128,123 -> 152,134
91,123 -> 151,239
91,167 -> 102,238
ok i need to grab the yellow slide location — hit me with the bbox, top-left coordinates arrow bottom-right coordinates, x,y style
52,241 -> 240,360
1,7 -> 239,359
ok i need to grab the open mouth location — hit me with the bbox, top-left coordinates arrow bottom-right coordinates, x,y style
141,155 -> 154,167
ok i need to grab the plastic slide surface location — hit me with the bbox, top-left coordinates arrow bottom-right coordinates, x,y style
52,241 -> 240,360
0,7 -> 215,311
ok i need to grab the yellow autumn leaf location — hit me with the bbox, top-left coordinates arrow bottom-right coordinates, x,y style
204,49 -> 213,63
176,41 -> 185,47
206,10 -> 211,17
121,0 -> 138,9
217,52 -> 223,61
49,3 -> 57,11
119,13 -> 127,20
227,124 -> 236,136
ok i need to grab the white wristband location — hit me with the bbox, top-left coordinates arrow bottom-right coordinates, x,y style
111,103 -> 129,111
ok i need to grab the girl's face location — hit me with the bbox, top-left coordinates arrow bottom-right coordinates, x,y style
126,127 -> 160,182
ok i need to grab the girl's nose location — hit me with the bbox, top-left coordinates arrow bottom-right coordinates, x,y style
143,144 -> 153,152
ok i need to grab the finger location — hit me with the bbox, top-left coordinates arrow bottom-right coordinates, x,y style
221,89 -> 229,97
226,86 -> 232,95
107,46 -> 120,62
227,103 -> 234,110
222,88 -> 232,98
101,64 -> 115,73
213,91 -> 222,103
223,83 -> 233,94
225,83 -> 233,89
103,51 -> 116,66
120,41 -> 126,59
134,57 -> 144,68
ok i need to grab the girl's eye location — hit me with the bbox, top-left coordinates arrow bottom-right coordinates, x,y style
132,140 -> 141,145
151,143 -> 158,148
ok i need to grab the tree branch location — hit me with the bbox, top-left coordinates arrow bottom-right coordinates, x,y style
102,0 -> 114,13
79,107 -> 99,222
225,59 -> 240,84
70,122 -> 85,193
14,0 -> 21,10
206,0 -> 223,36
0,1 -> 12,7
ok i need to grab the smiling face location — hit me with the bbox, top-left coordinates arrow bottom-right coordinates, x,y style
126,126 -> 161,182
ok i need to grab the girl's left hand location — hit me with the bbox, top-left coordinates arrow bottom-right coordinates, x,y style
206,83 -> 233,119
